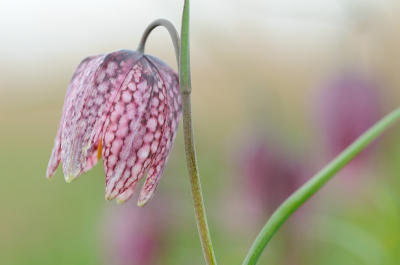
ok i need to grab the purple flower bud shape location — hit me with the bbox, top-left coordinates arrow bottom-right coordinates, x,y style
240,136 -> 305,212
47,50 -> 182,206
237,135 -> 310,264
318,71 -> 381,162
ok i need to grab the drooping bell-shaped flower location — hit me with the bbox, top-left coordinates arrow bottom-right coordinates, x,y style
46,50 -> 182,206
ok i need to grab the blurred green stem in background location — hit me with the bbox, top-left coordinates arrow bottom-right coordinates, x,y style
242,106 -> 400,265
137,1 -> 217,264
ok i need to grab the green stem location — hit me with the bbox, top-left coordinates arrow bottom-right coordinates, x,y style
243,106 -> 400,265
180,1 -> 217,264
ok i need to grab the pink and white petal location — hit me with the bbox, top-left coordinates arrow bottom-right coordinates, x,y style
136,139 -> 168,206
115,181 -> 139,204
103,58 -> 168,201
83,139 -> 102,172
145,55 -> 182,108
66,55 -> 104,101
138,56 -> 182,206
61,50 -> 143,182
47,55 -> 104,179
137,121 -> 179,206
46,127 -> 63,179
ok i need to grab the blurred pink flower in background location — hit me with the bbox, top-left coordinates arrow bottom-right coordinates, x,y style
239,135 -> 307,213
101,198 -> 170,265
318,71 -> 382,164
223,132 -> 310,264
314,70 -> 384,196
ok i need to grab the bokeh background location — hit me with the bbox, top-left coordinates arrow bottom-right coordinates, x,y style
2,0 -> 400,264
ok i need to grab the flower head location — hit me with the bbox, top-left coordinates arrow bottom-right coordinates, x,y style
47,50 -> 182,206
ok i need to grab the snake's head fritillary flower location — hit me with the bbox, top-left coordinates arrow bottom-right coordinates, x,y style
46,50 -> 182,206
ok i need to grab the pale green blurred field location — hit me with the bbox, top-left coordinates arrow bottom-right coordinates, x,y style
2,1 -> 400,264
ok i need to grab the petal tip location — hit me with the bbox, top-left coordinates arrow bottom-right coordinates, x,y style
46,167 -> 56,180
105,190 -> 118,201
105,194 -> 112,201
115,198 -> 125,204
137,199 -> 147,207
65,175 -> 76,183
137,194 -> 152,207
63,167 -> 83,183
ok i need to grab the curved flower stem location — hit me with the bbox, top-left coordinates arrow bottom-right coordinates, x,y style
180,1 -> 217,264
137,18 -> 180,69
137,3 -> 217,264
243,106 -> 400,265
